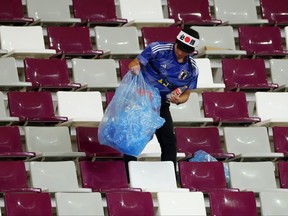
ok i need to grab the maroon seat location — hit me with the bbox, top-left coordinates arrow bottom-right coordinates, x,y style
0,161 -> 41,193
0,126 -> 35,160
222,58 -> 279,91
260,0 -> 288,25
7,91 -> 68,126
119,59 -> 132,79
238,26 -> 288,58
79,160 -> 140,192
167,0 -> 222,26
0,0 -> 34,25
202,91 -> 261,126
76,127 -> 122,159
105,91 -> 115,108
277,161 -> 288,188
47,26 -> 103,59
141,26 -> 181,48
106,191 -> 154,216
175,127 -> 235,160
272,126 -> 288,158
72,0 -> 127,26
24,58 -> 81,91
4,192 -> 52,216
209,191 -> 258,216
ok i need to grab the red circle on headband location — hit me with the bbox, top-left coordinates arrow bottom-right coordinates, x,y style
184,36 -> 191,43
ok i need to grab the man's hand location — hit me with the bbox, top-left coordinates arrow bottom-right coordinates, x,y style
169,94 -> 182,104
130,63 -> 140,75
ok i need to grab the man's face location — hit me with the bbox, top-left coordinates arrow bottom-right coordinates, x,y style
175,43 -> 190,59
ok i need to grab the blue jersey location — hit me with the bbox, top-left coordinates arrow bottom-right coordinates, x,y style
137,42 -> 198,99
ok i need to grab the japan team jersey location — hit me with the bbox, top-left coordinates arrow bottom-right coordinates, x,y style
137,42 -> 198,99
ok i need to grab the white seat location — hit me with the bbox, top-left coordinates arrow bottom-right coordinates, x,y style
24,126 -> 85,161
72,58 -> 119,90
55,192 -> 104,216
269,59 -> 288,91
0,91 -> 19,125
285,27 -> 288,50
254,92 -> 288,127
0,26 -> 56,58
0,57 -> 32,90
259,191 -> 288,216
170,92 -> 213,126
192,26 -> 247,58
157,191 -> 206,216
29,161 -> 91,193
26,0 -> 81,25
228,161 -> 280,193
56,91 -> 104,127
128,161 -> 189,193
119,0 -> 175,28
213,0 -> 268,25
94,26 -> 141,58
195,58 -> 225,91
223,127 -> 284,161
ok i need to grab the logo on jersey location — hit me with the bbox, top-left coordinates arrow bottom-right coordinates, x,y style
161,64 -> 167,69
179,69 -> 189,80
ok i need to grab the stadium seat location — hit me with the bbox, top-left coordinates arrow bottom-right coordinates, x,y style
175,127 -> 235,160
56,91 -> 103,127
24,126 -> 85,161
260,0 -> 288,25
228,161 -> 279,192
0,26 -> 56,58
26,0 -> 81,26
79,160 -> 135,192
191,26 -> 247,58
24,58 -> 81,91
157,191 -> 206,216
167,0 -> 221,26
269,59 -> 288,91
202,91 -> 261,126
118,59 -> 132,80
0,0 -> 34,25
222,58 -> 278,92
178,161 -> 231,192
46,26 -> 103,59
94,26 -> 141,58
141,26 -> 182,48
0,91 -> 19,126
105,91 -> 115,108
7,91 -> 68,126
4,192 -> 52,216
0,161 -> 41,193
223,127 -> 284,161
0,57 -> 32,91
254,92 -> 288,127
128,161 -> 189,193
170,92 -> 213,126
259,191 -> 288,215
277,161 -> 288,188
29,161 -> 91,193
55,192 -> 105,216
118,0 -> 175,28
272,127 -> 288,158
238,26 -> 288,58
76,127 -> 123,159
285,26 -> 288,50
106,191 -> 154,216
72,0 -> 127,26
209,191 -> 258,216
0,126 -> 35,160
213,0 -> 268,25
71,58 -> 119,90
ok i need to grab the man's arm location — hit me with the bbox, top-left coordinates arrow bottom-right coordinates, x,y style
170,90 -> 192,105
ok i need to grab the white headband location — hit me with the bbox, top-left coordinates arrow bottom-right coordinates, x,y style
177,30 -> 200,48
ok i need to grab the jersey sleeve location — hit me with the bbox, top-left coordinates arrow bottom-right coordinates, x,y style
187,58 -> 199,90
137,42 -> 159,66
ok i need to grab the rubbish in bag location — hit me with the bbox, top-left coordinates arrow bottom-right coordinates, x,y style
98,70 -> 165,157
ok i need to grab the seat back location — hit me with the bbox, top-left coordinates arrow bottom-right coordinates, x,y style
141,26 -> 181,48
0,26 -> 46,51
178,161 -> 227,191
209,191 -> 258,216
0,0 -> 26,19
269,59 -> 288,86
238,26 -> 284,54
106,191 -> 154,216
105,91 -> 115,108
259,191 -> 288,215
0,126 -> 24,152
175,127 -> 223,155
272,127 -> 288,154
0,92 -> 7,117
55,192 -> 104,216
119,59 -> 132,79
260,0 -> 288,24
72,58 -> 118,89
285,26 -> 288,49
4,192 -> 52,216
157,191 -> 206,216
94,26 -> 140,53
277,161 -> 288,188
0,57 -> 21,83
79,161 -> 129,191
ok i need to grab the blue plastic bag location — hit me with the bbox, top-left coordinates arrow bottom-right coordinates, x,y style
98,71 -> 165,157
